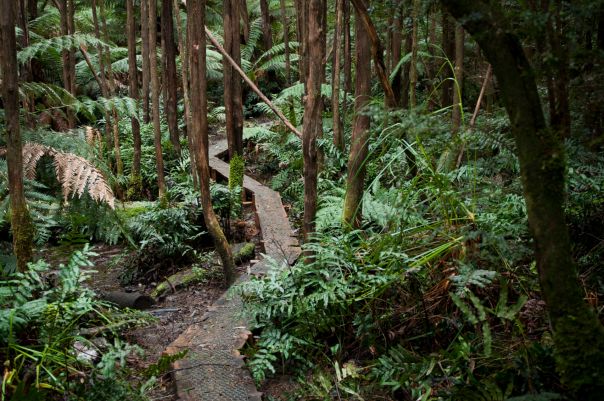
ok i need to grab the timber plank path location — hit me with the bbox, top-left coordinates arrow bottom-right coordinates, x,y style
164,138 -> 301,400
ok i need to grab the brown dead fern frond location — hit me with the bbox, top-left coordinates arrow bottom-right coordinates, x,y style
10,142 -> 116,209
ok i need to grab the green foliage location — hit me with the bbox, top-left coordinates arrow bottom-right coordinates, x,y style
0,245 -> 150,399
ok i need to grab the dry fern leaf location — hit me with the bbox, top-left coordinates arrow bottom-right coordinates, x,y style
18,142 -> 116,209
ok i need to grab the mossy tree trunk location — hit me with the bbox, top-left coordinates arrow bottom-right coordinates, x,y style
342,0 -> 371,229
331,0 -> 344,152
1,0 -> 34,272
188,0 -> 236,286
440,1 -> 604,397
140,0 -> 151,123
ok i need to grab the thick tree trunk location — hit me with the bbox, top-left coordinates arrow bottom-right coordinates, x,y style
451,24 -> 464,132
331,0 -> 344,151
162,0 -> 181,156
148,0 -> 167,201
126,0 -> 142,182
441,1 -> 604,397
141,0 -> 151,123
350,0 -> 397,108
302,0 -> 326,251
342,0 -> 371,229
1,0 -> 33,272
223,0 -> 244,159
188,0 -> 236,286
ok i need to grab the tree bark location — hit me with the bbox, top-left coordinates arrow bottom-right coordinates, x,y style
331,0 -> 344,151
162,0 -> 181,156
1,0 -> 33,272
391,1 -> 404,105
141,0 -> 151,123
223,0 -> 244,159
295,0 -> 307,83
58,0 -> 75,128
188,0 -> 236,287
148,0 -> 167,201
350,0 -> 397,108
441,11 -> 455,108
126,0 -> 142,182
302,0 -> 326,251
342,0 -> 352,119
441,1 -> 604,397
342,0 -> 371,229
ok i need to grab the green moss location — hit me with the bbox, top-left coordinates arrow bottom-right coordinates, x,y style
12,206 -> 34,272
234,242 -> 255,264
126,174 -> 143,201
229,153 -> 245,190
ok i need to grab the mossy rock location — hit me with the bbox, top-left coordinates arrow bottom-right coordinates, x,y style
233,242 -> 255,264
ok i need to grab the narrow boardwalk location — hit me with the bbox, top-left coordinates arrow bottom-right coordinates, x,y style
164,138 -> 301,400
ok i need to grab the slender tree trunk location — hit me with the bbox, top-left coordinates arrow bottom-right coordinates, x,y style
28,0 -> 37,19
427,6 -> 438,110
173,0 -> 198,187
223,0 -> 244,159
451,23 -> 464,132
127,0 -> 142,182
302,0 -> 326,250
99,0 -> 124,177
1,0 -> 33,272
342,0 -> 352,119
409,0 -> 420,108
91,0 -> 114,169
442,1 -> 604,397
240,0 -> 250,44
280,0 -> 291,85
342,0 -> 371,229
391,1 -> 404,105
401,23 -> 412,109
161,0 -> 181,155
58,0 -> 75,128
350,0 -> 397,107
259,0 -> 273,52
188,0 -> 236,286
295,0 -> 306,83
332,0 -> 344,151
141,0 -> 151,123
148,0 -> 167,201
441,11 -> 455,108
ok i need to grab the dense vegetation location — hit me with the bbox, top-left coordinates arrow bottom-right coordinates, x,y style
1,0 -> 603,400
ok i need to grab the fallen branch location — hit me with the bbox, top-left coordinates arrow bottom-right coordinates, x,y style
204,26 -> 303,139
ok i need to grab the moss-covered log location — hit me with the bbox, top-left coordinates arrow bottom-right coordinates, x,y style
439,1 -> 604,397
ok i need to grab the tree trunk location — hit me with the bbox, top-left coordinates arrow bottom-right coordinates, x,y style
342,0 -> 352,119
279,0 -> 291,85
391,1 -> 404,105
141,0 -> 151,123
148,0 -> 167,202
409,0 -> 420,108
28,0 -> 37,19
1,0 -> 33,272
441,1 -> 604,397
240,0 -> 250,44
342,0 -> 371,229
295,0 -> 306,83
188,0 -> 236,286
99,0 -> 124,178
441,11 -> 455,108
451,23 -> 464,132
223,0 -> 244,159
350,0 -> 397,108
126,0 -> 142,182
331,0 -> 344,151
173,0 -> 198,187
161,0 -> 181,156
302,0 -> 326,251
58,0 -> 75,128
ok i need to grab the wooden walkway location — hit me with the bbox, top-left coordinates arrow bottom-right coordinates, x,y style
164,138 -> 301,400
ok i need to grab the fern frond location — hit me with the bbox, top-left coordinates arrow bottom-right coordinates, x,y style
17,34 -> 108,65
